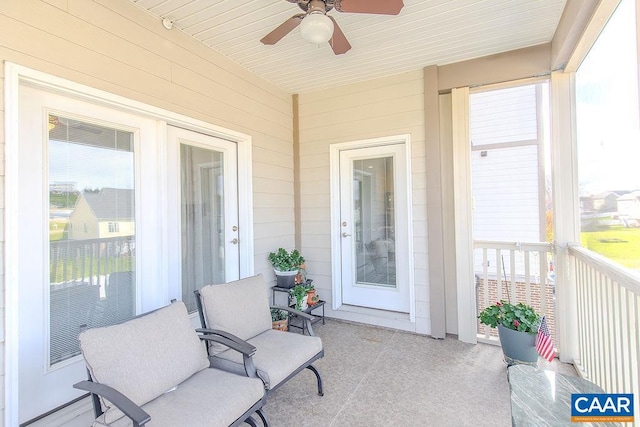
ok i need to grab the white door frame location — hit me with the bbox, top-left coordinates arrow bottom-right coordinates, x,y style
329,134 -> 415,322
4,63 -> 254,426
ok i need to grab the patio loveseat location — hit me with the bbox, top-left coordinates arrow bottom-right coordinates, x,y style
194,274 -> 324,396
74,301 -> 267,426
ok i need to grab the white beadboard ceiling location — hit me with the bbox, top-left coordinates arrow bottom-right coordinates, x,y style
129,0 -> 567,94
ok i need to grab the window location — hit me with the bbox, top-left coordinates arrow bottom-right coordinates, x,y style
49,115 -> 136,364
576,0 -> 640,273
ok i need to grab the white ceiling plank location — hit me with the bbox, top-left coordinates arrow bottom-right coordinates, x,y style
129,0 -> 567,93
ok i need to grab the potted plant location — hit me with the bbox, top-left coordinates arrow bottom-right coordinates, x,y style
268,248 -> 305,289
478,300 -> 541,366
305,283 -> 319,306
270,308 -> 289,331
290,284 -> 309,311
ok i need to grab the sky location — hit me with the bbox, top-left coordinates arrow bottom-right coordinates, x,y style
49,139 -> 134,192
575,0 -> 640,196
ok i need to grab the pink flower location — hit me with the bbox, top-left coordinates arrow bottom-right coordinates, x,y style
513,320 -> 520,327
496,301 -> 502,306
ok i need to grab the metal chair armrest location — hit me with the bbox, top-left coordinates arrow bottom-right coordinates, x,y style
73,380 -> 151,427
197,333 -> 257,357
196,329 -> 259,379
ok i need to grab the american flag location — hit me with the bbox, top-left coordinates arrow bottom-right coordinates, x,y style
536,316 -> 555,362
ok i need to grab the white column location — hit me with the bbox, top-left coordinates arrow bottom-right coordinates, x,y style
451,87 -> 476,344
550,71 -> 580,363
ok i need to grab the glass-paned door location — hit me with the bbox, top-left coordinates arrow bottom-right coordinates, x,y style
168,126 -> 239,312
339,144 -> 410,313
17,84 -> 157,424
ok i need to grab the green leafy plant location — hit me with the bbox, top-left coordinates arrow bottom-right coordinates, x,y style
268,248 -> 305,272
290,284 -> 309,309
478,300 -> 541,334
270,308 -> 289,322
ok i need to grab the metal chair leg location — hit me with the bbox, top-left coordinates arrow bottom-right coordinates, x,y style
306,365 -> 324,396
256,409 -> 269,427
245,415 -> 257,427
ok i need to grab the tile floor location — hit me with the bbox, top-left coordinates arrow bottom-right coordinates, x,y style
262,319 -> 576,427
41,317 -> 576,426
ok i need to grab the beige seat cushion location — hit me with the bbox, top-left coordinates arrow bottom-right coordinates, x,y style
95,368 -> 265,427
199,274 -> 272,355
210,329 -> 323,390
79,301 -> 210,424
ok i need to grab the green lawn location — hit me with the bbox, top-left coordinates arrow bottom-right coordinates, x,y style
581,226 -> 640,270
49,218 -> 69,241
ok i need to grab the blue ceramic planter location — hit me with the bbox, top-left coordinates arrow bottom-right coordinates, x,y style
497,324 -> 538,366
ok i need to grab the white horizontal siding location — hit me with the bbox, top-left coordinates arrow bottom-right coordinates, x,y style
471,145 -> 541,243
470,84 -> 538,146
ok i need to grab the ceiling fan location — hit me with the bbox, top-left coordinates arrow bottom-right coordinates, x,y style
261,0 -> 404,55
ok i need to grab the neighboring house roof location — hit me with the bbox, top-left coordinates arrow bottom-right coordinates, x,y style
593,191 -> 621,201
80,188 -> 134,220
617,190 -> 640,202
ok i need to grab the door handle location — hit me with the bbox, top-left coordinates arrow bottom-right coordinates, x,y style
342,232 -> 351,238
231,238 -> 238,244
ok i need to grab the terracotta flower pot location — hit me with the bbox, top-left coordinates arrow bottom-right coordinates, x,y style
272,319 -> 288,331
306,289 -> 319,306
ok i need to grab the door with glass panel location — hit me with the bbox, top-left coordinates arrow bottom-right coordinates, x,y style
166,126 -> 239,313
17,85 -> 158,423
339,144 -> 410,312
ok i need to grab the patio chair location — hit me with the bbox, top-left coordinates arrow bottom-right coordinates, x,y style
194,274 -> 324,396
74,301 -> 268,427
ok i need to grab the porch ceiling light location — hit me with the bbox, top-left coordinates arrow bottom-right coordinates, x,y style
300,12 -> 334,45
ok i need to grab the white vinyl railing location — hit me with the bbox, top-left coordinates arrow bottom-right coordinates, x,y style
474,240 -> 554,343
569,244 -> 640,419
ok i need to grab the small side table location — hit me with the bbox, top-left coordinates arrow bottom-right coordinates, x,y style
288,300 -> 326,334
271,285 -> 293,306
271,285 -> 326,332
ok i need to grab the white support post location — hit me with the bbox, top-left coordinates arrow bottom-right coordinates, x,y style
550,71 -> 580,363
451,87 -> 477,344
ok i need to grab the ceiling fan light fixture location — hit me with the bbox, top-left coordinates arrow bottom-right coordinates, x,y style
300,11 -> 334,44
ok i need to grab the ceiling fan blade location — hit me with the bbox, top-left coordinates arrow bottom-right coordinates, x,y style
328,16 -> 351,55
260,14 -> 304,45
334,0 -> 404,15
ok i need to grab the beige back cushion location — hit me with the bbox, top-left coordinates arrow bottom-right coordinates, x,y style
199,274 -> 272,354
79,301 -> 210,420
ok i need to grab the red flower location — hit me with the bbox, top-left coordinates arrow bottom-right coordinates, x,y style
496,301 -> 502,306
513,320 -> 520,327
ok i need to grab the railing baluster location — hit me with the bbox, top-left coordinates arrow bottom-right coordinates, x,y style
496,249 -> 503,302
539,253 -> 547,316
524,250 -> 531,305
510,249 -> 516,305
483,247 -> 489,340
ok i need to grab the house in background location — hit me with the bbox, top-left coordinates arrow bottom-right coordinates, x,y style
617,190 -> 640,223
68,188 -> 135,240
592,191 -> 623,212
